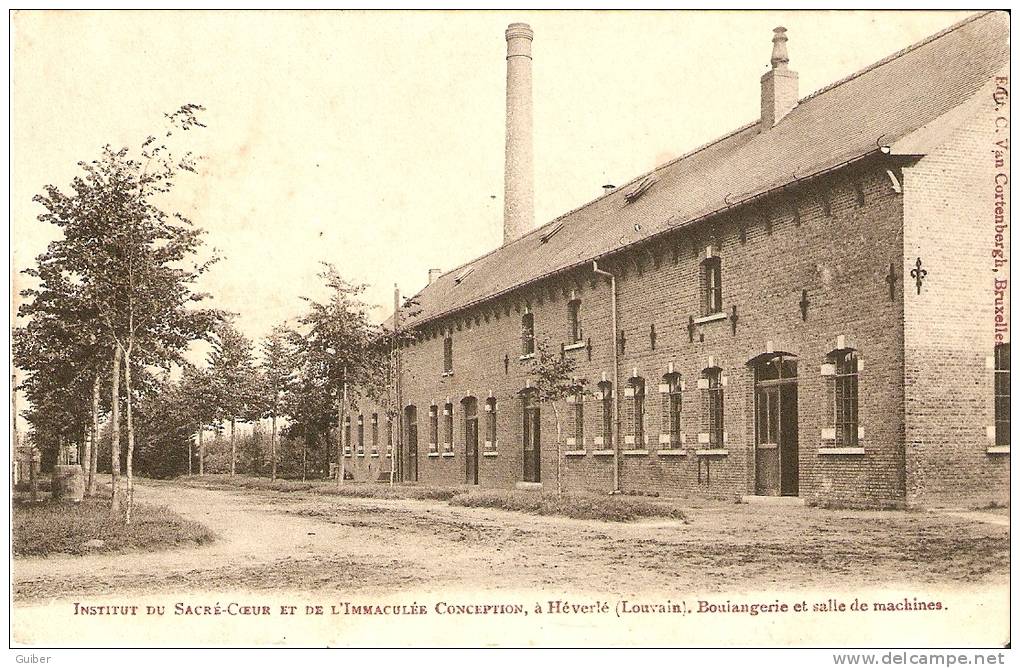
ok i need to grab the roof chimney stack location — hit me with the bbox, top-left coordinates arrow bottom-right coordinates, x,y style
760,27 -> 799,130
503,22 -> 535,244
428,268 -> 443,285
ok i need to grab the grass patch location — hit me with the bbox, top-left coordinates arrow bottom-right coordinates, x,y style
178,474 -> 463,501
13,498 -> 216,557
449,489 -> 688,523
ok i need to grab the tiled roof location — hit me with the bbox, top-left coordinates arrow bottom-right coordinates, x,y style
399,11 -> 1008,330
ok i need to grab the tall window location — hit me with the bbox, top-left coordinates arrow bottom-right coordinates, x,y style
443,402 -> 454,452
599,381 -> 613,448
830,350 -> 859,446
429,405 -> 439,452
521,312 -> 535,356
371,413 -> 379,453
628,378 -> 646,448
443,335 -> 454,373
662,373 -> 682,444
344,417 -> 351,455
485,397 -> 497,450
357,415 -> 365,454
702,368 -> 724,446
567,299 -> 582,344
995,343 -> 1010,446
571,387 -> 584,445
386,417 -> 393,456
702,257 -> 723,315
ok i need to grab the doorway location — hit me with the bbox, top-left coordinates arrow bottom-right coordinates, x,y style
522,391 -> 541,483
463,397 -> 479,485
753,354 -> 799,496
404,405 -> 418,483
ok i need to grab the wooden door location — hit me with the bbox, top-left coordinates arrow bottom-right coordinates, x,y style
755,385 -> 781,496
405,407 -> 418,482
523,401 -> 541,483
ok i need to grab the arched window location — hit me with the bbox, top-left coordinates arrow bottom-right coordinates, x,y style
700,368 -> 724,446
485,397 -> 498,451
567,299 -> 582,344
371,413 -> 379,454
443,402 -> 454,452
568,385 -> 584,446
995,343 -> 1010,446
443,335 -> 454,374
826,349 -> 859,446
626,377 -> 646,449
701,256 -> 723,315
428,405 -> 439,453
598,380 -> 613,448
661,373 -> 682,446
521,312 -> 535,356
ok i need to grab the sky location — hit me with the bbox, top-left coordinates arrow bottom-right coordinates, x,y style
12,9 -> 976,348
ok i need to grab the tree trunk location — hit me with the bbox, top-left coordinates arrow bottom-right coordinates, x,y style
301,435 -> 307,482
230,418 -> 236,476
337,371 -> 347,489
87,373 -> 100,497
124,344 -> 136,524
110,345 -> 122,515
198,427 -> 204,476
28,449 -> 38,503
189,428 -> 194,476
271,414 -> 277,481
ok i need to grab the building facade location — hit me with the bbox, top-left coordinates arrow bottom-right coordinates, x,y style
343,12 -> 1010,508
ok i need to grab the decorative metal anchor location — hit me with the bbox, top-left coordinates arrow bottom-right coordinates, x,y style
910,257 -> 927,295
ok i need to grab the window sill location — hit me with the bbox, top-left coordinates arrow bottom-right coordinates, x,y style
442,452 -> 455,458
693,311 -> 727,325
695,448 -> 728,456
656,449 -> 686,456
519,353 -> 535,361
592,449 -> 614,456
370,453 -> 379,458
482,451 -> 498,457
623,449 -> 649,456
817,446 -> 865,455
563,341 -> 586,351
564,450 -> 586,457
986,445 -> 1010,454
441,371 -> 454,378
427,452 -> 440,458
356,453 -> 365,458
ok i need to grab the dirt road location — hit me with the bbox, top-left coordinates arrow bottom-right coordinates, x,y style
13,479 -> 1009,603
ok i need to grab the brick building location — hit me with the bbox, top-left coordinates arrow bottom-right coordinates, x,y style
344,12 -> 1010,508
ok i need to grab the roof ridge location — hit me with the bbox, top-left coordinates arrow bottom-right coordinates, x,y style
798,11 -> 994,105
504,12 -> 996,251
406,11 -> 999,311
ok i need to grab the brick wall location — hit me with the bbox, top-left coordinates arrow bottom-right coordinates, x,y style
902,80 -> 1011,507
347,161 -> 914,506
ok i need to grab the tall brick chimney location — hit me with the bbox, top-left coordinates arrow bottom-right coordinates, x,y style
503,22 -> 534,244
760,27 -> 798,130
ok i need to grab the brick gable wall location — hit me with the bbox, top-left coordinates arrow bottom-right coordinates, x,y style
902,82 -> 1011,507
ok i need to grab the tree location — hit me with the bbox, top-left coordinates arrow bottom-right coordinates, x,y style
27,104 -> 222,521
207,321 -> 259,476
286,264 -> 382,487
259,326 -> 296,481
519,337 -> 585,495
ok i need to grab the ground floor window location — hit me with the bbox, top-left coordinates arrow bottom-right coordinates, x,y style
829,349 -> 859,446
701,368 -> 724,446
995,343 -> 1010,446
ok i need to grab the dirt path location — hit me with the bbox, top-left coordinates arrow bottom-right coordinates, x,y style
13,479 -> 1010,604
